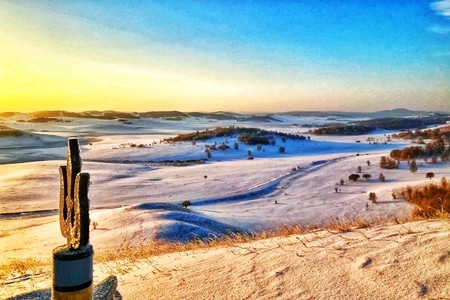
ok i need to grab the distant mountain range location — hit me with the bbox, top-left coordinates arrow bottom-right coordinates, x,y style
280,108 -> 449,119
0,108 -> 448,122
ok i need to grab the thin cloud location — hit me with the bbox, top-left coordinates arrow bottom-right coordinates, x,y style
433,51 -> 450,56
429,24 -> 450,34
431,0 -> 450,18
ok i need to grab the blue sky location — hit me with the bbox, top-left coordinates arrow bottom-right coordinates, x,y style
0,0 -> 449,112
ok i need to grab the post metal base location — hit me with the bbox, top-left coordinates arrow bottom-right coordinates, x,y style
52,244 -> 93,299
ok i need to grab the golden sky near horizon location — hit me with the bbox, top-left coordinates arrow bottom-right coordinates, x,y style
1,1 -> 449,113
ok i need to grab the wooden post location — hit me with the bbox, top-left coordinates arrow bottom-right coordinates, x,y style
52,138 -> 93,299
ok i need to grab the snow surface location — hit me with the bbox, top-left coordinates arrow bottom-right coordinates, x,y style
0,114 -> 449,261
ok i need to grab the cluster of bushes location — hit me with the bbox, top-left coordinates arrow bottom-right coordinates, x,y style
401,177 -> 450,217
140,111 -> 188,119
379,156 -> 399,169
0,126 -> 23,137
164,126 -> 238,143
389,141 -> 449,162
164,126 -> 309,145
387,125 -> 450,162
18,117 -> 66,123
118,119 -> 133,124
357,116 -> 450,130
238,131 -> 274,145
379,156 -> 421,173
313,125 -> 374,135
391,125 -> 450,140
118,143 -> 146,148
348,173 -> 375,181
236,128 -> 308,145
188,112 -> 236,120
312,116 -> 450,136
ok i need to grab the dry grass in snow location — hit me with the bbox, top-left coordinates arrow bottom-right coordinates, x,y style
2,219 -> 449,299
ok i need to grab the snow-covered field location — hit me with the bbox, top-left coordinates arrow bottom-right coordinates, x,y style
1,114 -> 447,253
1,113 -> 449,298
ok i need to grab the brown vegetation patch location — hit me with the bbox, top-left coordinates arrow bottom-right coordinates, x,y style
401,177 -> 450,217
0,126 -> 23,137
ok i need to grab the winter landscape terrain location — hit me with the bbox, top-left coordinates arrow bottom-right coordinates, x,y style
0,109 -> 449,299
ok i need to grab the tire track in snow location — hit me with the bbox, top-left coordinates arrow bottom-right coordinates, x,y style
191,155 -> 352,207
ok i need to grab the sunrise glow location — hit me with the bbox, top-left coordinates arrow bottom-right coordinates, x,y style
1,1 -> 449,113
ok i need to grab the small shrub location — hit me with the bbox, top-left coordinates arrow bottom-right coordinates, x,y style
205,148 -> 212,159
409,159 -> 418,173
181,200 -> 192,208
431,155 -> 438,164
218,142 -> 228,150
368,192 -> 377,203
380,156 -> 397,169
426,172 -> 435,180
362,174 -> 371,181
348,174 -> 360,181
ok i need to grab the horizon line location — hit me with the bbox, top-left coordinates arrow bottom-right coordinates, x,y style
1,108 -> 449,115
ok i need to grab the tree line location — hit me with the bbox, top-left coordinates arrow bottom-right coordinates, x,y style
391,125 -> 450,141
389,141 -> 449,162
164,126 -> 310,145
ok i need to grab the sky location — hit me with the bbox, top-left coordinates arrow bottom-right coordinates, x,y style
0,0 -> 449,113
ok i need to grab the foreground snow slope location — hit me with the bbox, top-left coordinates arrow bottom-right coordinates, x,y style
3,219 -> 449,299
